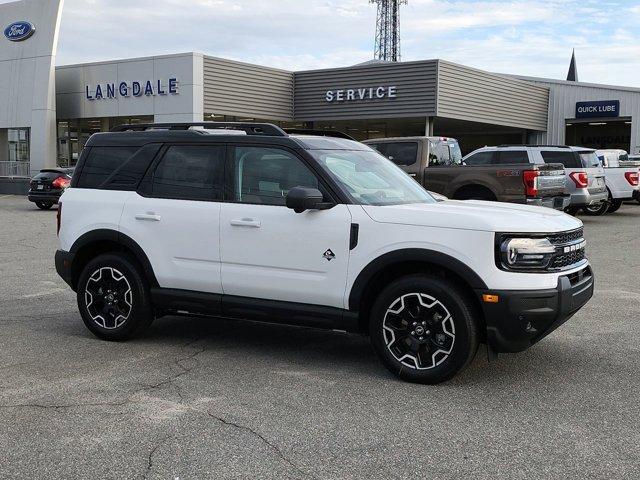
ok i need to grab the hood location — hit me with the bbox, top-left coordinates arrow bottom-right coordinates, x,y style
362,200 -> 582,233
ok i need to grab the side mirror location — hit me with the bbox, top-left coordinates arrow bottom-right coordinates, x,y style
286,186 -> 329,213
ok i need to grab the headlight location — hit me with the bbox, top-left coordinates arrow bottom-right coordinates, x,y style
499,237 -> 556,270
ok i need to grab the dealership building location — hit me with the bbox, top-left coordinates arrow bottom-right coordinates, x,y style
2,0 -> 640,193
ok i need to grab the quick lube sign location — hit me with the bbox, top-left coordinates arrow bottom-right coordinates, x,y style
325,86 -> 397,102
576,100 -> 620,119
85,78 -> 179,101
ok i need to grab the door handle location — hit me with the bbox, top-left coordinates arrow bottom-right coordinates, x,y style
135,213 -> 161,222
230,218 -> 261,228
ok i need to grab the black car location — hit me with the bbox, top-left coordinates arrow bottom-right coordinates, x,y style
28,168 -> 74,210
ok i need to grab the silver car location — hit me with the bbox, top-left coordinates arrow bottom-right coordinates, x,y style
530,146 -> 607,214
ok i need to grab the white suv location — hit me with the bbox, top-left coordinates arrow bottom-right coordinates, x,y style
55,123 -> 594,384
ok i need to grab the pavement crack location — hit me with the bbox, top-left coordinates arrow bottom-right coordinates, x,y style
143,340 -> 207,394
204,411 -> 318,480
140,435 -> 172,480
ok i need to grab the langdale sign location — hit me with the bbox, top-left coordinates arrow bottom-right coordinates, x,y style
325,85 -> 397,102
85,78 -> 179,100
575,100 -> 620,119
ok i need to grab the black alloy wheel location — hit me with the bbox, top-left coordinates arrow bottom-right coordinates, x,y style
370,274 -> 479,384
77,253 -> 154,341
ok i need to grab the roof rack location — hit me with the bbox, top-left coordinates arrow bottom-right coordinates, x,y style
496,144 -> 570,148
283,129 -> 356,141
111,122 -> 287,136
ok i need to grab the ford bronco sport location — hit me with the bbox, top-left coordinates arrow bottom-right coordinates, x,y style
55,123 -> 594,384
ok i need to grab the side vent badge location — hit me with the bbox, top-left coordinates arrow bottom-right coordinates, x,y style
323,249 -> 336,262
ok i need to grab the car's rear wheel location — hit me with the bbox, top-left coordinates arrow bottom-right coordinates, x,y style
77,253 -> 154,341
583,196 -> 610,216
607,199 -> 623,213
369,274 -> 479,384
35,201 -> 53,210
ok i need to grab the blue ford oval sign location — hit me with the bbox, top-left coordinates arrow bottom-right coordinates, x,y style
4,21 -> 36,42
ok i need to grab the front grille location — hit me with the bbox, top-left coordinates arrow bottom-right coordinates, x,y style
550,248 -> 586,269
548,228 -> 583,245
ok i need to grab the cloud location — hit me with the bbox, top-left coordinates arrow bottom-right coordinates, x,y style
2,0 -> 640,86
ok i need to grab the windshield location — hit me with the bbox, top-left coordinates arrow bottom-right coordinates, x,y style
578,152 -> 601,168
310,149 -> 436,206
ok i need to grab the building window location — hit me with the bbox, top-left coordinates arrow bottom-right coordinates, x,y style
7,128 -> 30,163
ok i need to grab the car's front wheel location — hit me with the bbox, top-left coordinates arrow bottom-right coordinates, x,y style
369,274 -> 479,384
35,201 -> 53,210
77,253 -> 154,341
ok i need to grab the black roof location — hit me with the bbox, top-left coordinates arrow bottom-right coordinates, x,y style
86,122 -> 370,151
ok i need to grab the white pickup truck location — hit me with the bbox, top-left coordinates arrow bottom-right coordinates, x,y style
584,149 -> 640,214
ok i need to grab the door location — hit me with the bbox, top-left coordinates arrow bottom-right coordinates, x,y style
220,145 -> 352,309
119,144 -> 225,294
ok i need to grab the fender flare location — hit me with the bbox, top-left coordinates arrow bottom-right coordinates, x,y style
348,248 -> 488,311
69,229 -> 159,288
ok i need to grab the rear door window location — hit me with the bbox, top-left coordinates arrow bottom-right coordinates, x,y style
541,151 -> 581,168
498,150 -> 530,164
76,146 -> 139,188
150,145 -> 225,201
464,151 -> 497,165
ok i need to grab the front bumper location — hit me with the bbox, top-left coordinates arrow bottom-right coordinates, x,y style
55,249 -> 75,289
478,265 -> 594,353
527,194 -> 571,211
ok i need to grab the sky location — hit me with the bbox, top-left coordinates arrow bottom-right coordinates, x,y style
4,0 -> 640,86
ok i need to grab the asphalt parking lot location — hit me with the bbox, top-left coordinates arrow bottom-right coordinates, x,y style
1,194 -> 639,479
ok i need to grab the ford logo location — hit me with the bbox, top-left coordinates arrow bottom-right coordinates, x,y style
4,21 -> 36,42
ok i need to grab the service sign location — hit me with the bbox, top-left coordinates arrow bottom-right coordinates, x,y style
4,21 -> 36,42
575,100 -> 620,119
325,86 -> 397,102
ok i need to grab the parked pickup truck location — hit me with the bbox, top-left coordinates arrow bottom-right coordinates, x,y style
589,149 -> 640,214
364,137 -> 570,210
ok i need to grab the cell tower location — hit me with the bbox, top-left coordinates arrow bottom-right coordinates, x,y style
371,0 -> 407,62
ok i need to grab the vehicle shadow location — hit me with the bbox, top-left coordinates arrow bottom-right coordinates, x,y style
69,313 -> 589,389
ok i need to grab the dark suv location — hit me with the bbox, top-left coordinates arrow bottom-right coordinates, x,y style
28,168 -> 74,210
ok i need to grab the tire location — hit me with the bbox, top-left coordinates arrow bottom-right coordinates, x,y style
35,201 -> 53,210
607,199 -> 623,213
369,274 -> 479,384
77,253 -> 155,341
454,188 -> 496,202
564,207 -> 580,216
582,201 -> 609,216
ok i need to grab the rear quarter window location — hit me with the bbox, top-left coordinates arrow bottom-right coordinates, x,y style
76,146 -> 139,189
541,151 -> 581,168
